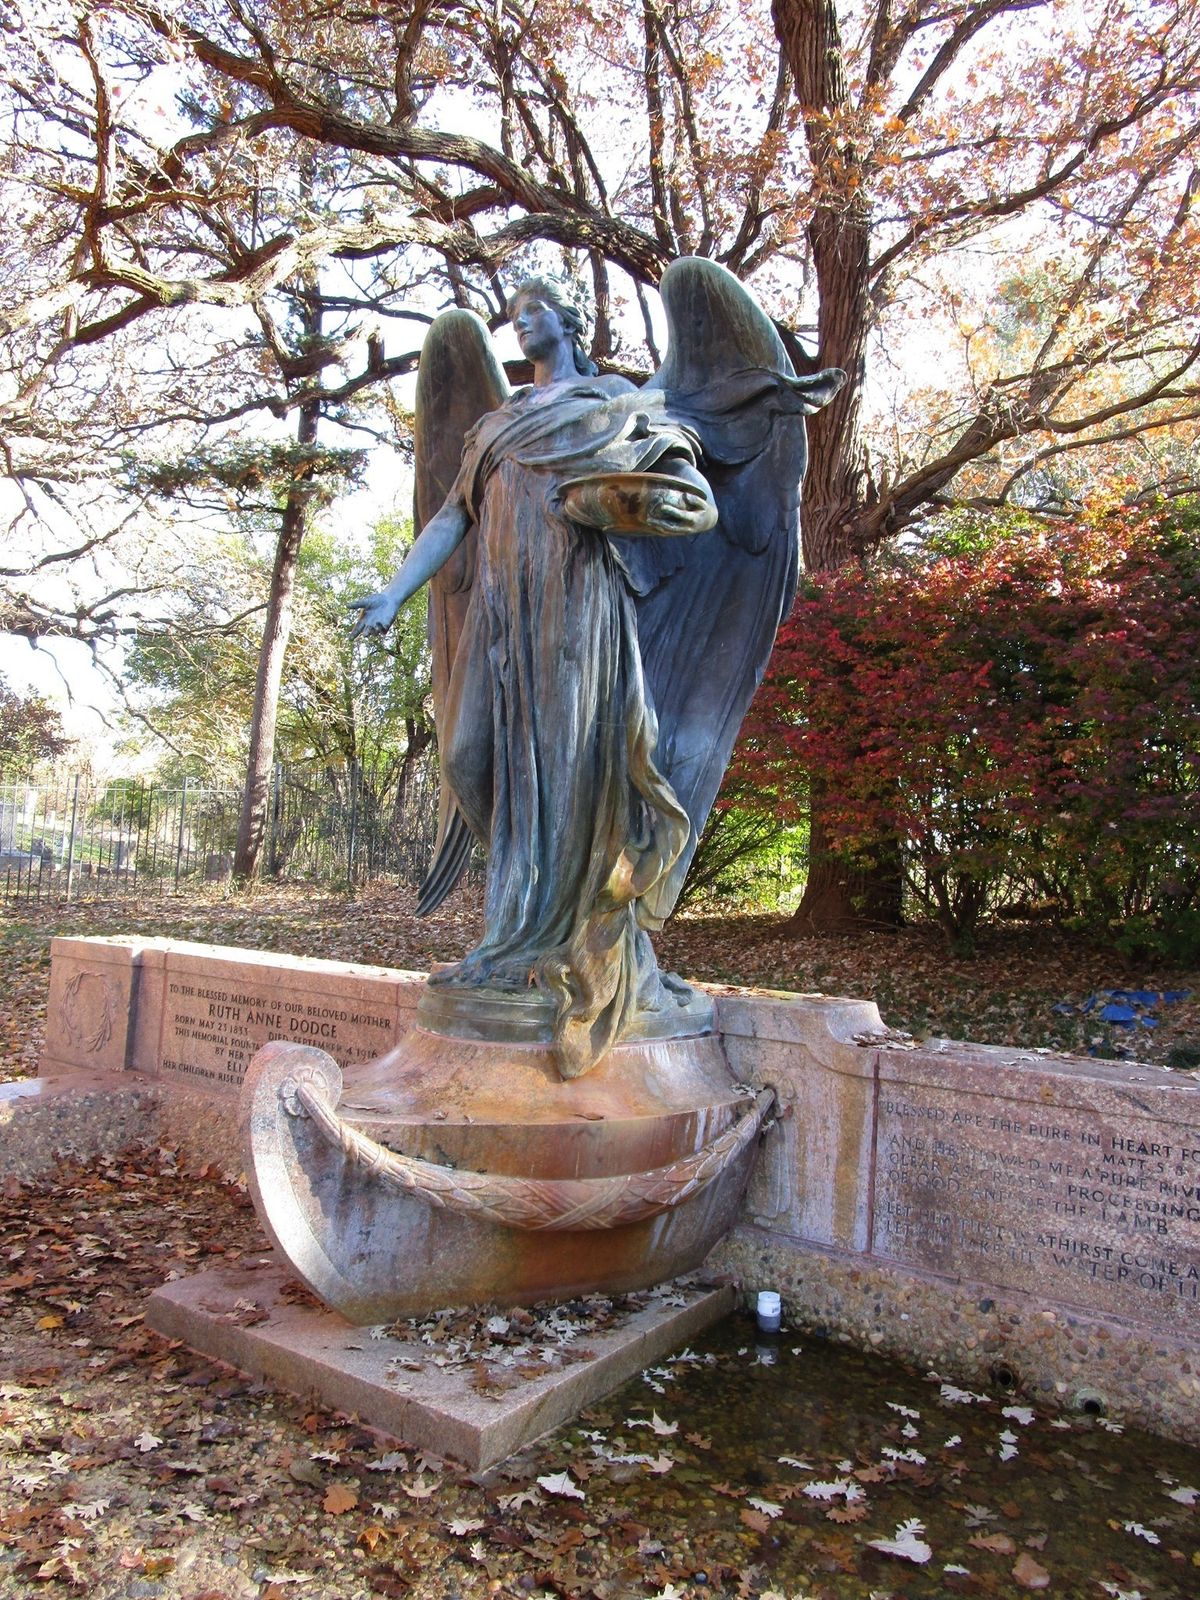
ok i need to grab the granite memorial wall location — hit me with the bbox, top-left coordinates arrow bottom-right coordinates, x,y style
33,936 -> 1200,1440
41,935 -> 424,1094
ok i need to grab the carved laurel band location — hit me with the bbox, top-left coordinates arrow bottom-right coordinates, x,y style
282,1067 -> 774,1233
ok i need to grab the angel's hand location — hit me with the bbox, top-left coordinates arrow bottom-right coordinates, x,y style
348,591 -> 400,640
644,485 -> 718,536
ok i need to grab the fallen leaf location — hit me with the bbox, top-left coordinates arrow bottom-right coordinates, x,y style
827,1502 -> 868,1524
322,1483 -> 358,1514
536,1471 -> 584,1500
60,1498 -> 110,1524
867,1517 -> 933,1564
940,1383 -> 978,1403
287,1458 -> 324,1490
36,1552 -> 89,1586
11,1471 -> 48,1492
803,1478 -> 855,1502
626,1411 -> 678,1436
497,1488 -> 540,1510
1002,1405 -> 1036,1425
1012,1551 -> 1051,1589
970,1532 -> 1017,1555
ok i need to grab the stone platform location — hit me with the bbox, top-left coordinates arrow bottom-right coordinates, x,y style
25,935 -> 1200,1444
146,1265 -> 735,1470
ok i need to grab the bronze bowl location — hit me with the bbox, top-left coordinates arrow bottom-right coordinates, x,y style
558,471 -> 716,535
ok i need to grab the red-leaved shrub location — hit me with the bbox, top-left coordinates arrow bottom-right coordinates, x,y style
735,513 -> 1200,954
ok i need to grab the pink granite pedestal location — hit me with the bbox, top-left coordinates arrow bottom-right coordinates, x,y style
146,1264 -> 735,1469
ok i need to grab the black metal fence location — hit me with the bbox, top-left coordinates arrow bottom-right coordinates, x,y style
0,758 -> 455,904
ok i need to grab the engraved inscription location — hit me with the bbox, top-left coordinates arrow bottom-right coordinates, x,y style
161,977 -> 395,1092
873,1090 -> 1200,1331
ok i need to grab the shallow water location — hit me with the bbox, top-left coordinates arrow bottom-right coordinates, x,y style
548,1311 -> 1200,1599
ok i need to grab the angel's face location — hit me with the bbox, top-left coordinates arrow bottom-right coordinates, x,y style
511,294 -> 568,361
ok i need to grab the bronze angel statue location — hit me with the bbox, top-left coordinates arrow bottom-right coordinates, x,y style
351,258 -> 843,1080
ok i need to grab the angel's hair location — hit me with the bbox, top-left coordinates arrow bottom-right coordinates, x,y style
510,275 -> 598,376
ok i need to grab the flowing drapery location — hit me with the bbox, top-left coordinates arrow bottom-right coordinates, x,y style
429,377 -> 701,1075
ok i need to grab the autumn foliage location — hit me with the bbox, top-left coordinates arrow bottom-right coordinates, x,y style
736,512 -> 1200,954
0,681 -> 71,774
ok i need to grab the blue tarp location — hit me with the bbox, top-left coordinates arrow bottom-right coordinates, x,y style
1053,986 -> 1189,1052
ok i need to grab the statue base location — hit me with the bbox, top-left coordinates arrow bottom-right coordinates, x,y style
241,1022 -> 771,1325
146,1264 -> 737,1470
415,978 -> 715,1046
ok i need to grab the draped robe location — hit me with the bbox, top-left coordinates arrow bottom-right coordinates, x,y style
427,374 -> 704,1076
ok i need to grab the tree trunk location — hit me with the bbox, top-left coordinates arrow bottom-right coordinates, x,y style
774,0 -> 904,931
233,394 -> 320,880
785,787 -> 903,933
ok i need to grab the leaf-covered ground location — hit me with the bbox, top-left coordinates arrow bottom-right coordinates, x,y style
2,1147 -> 1198,1599
2,892 -> 1200,1594
2,883 -> 1198,1084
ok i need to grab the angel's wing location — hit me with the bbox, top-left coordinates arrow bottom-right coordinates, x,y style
620,257 -> 844,914
412,309 -> 509,914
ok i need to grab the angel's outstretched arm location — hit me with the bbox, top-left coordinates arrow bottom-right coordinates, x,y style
349,496 -> 471,638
